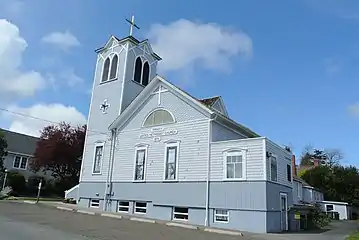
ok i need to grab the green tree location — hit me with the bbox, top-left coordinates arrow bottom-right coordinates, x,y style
0,130 -> 8,172
302,165 -> 359,207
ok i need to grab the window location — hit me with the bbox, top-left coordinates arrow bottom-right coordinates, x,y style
214,209 -> 229,223
142,62 -> 150,86
287,164 -> 292,181
134,147 -> 147,181
118,201 -> 130,213
224,151 -> 245,180
164,142 -> 179,181
13,156 -> 28,170
326,204 -> 334,212
109,54 -> 118,80
270,155 -> 277,182
143,109 -> 175,127
296,182 -> 302,199
102,58 -> 110,82
90,199 -> 100,208
133,57 -> 142,84
93,144 -> 104,174
173,207 -> 188,221
134,202 -> 147,214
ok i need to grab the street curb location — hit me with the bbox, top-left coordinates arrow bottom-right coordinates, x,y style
23,200 -> 36,204
18,201 -> 245,237
77,209 -> 96,215
204,228 -> 244,236
130,217 -> 156,223
166,222 -> 199,230
56,206 -> 74,211
100,213 -> 123,219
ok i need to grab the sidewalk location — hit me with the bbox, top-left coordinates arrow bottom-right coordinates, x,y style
19,200 -> 245,237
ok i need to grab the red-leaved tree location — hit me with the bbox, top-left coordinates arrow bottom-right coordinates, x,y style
31,122 -> 86,185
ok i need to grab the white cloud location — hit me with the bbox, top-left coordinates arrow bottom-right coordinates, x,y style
147,19 -> 253,73
0,19 -> 46,100
348,103 -> 359,118
5,103 -> 87,137
42,30 -> 80,51
47,69 -> 85,90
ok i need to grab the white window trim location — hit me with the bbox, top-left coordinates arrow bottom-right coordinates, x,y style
92,142 -> 105,175
222,150 -> 246,181
269,154 -> 278,182
280,193 -> 289,231
142,108 -> 176,128
117,201 -> 130,213
90,199 -> 100,208
214,209 -> 229,223
12,155 -> 28,170
163,141 -> 180,181
134,202 -> 147,214
101,53 -> 119,83
132,56 -> 151,86
133,145 -> 148,182
325,204 -> 334,212
172,207 -> 189,221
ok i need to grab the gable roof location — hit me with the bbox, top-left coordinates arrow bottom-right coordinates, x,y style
199,96 -> 220,107
1,129 -> 39,156
109,75 -> 260,138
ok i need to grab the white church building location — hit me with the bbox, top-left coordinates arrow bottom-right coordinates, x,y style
70,26 -> 294,233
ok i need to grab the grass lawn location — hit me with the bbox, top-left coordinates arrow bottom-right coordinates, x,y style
347,231 -> 359,240
7,196 -> 63,202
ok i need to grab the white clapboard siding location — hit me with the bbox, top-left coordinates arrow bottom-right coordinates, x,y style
113,119 -> 209,182
265,139 -> 292,187
210,138 -> 265,181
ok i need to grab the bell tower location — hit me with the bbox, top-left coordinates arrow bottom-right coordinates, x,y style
79,16 -> 161,181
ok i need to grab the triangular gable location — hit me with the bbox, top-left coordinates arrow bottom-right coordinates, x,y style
211,97 -> 229,116
95,36 -> 119,53
137,40 -> 162,61
109,75 -> 213,130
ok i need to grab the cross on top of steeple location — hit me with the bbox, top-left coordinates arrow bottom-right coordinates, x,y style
126,15 -> 140,36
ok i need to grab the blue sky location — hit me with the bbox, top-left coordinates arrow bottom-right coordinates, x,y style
0,0 -> 358,166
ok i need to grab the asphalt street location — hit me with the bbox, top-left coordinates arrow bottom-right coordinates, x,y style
0,202 -> 247,240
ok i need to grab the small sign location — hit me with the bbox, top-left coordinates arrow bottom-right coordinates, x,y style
139,128 -> 178,140
294,213 -> 301,220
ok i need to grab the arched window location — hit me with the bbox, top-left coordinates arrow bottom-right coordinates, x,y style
102,57 -> 110,82
109,55 -> 118,80
134,57 -> 142,84
142,62 -> 150,86
143,109 -> 175,127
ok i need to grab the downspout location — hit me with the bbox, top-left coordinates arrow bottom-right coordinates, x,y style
205,115 -> 216,226
103,130 -> 116,211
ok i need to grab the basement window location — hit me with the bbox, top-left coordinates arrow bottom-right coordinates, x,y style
90,199 -> 100,208
173,207 -> 189,221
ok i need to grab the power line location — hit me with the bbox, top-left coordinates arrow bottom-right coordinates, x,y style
0,107 -> 109,137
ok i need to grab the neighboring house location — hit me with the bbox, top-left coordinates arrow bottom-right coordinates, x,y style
66,33 -> 294,234
1,129 -> 50,181
318,201 -> 352,220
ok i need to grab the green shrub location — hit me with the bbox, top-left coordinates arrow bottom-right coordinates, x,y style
7,172 -> 26,195
307,203 -> 331,229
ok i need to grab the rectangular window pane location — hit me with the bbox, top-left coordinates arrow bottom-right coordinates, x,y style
118,201 -> 130,212
134,202 -> 147,214
165,146 -> 177,180
20,157 -> 27,169
173,207 -> 188,221
234,162 -> 242,178
135,149 -> 146,180
270,156 -> 277,181
90,199 -> 100,208
214,209 -> 229,223
13,156 -> 21,168
225,153 -> 243,179
287,164 -> 291,181
93,146 -> 103,173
